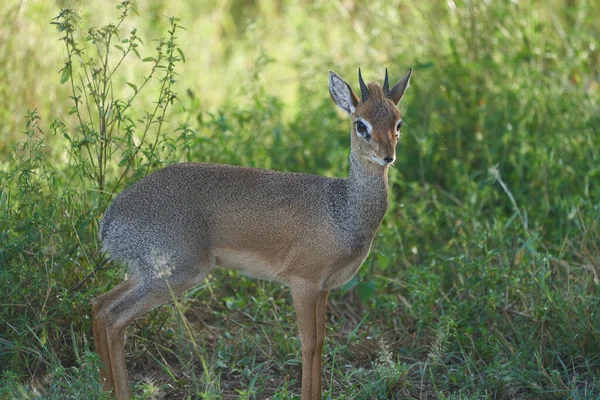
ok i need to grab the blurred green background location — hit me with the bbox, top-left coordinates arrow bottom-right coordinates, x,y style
1,0 -> 599,398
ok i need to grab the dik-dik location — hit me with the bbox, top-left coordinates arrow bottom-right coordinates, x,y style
93,67 -> 412,399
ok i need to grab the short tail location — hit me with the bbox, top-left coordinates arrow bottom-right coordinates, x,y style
98,206 -> 112,243
98,219 -> 105,242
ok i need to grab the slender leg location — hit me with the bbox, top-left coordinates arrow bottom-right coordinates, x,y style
92,279 -> 138,392
92,302 -> 112,391
311,290 -> 329,399
106,323 -> 131,399
94,255 -> 212,399
292,287 -> 320,400
103,281 -> 174,399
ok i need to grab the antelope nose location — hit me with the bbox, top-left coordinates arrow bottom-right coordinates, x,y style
384,156 -> 395,164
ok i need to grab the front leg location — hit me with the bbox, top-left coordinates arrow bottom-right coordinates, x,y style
292,287 -> 320,400
311,290 -> 329,399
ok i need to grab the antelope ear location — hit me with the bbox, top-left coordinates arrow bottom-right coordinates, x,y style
390,68 -> 413,105
329,71 -> 359,115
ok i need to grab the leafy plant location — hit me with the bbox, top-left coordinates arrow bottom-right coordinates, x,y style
51,0 -> 184,194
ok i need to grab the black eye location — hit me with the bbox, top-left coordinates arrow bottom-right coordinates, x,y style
396,121 -> 404,135
356,120 -> 367,135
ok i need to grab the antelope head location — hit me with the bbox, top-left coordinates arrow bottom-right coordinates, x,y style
329,68 -> 412,169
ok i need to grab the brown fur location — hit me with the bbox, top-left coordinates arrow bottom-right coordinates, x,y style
93,69 -> 412,399
352,83 -> 401,167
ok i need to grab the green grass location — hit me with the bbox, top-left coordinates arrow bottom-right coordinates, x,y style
1,0 -> 600,398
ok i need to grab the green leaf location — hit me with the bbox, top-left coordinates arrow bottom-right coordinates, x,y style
142,57 -> 156,62
118,155 -> 130,166
357,280 -> 376,303
376,252 -> 390,271
224,297 -> 236,311
176,47 -> 186,63
126,82 -> 138,92
340,276 -> 359,294
60,65 -> 71,84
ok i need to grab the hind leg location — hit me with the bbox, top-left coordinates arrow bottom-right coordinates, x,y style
92,279 -> 139,392
103,280 -> 175,399
96,257 -> 213,399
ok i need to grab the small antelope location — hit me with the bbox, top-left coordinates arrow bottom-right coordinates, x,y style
92,67 -> 412,399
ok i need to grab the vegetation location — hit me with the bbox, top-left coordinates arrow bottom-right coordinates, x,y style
1,0 -> 599,398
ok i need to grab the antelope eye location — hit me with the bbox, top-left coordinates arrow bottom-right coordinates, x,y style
356,120 -> 368,135
396,121 -> 403,133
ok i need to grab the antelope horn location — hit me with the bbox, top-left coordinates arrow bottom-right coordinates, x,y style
358,68 -> 369,102
383,68 -> 390,98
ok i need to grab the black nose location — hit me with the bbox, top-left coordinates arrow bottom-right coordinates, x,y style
384,156 -> 395,164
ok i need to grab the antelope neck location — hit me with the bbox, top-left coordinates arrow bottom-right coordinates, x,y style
345,151 -> 389,236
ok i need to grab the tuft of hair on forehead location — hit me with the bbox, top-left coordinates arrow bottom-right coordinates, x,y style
357,82 -> 400,123
363,83 -> 388,103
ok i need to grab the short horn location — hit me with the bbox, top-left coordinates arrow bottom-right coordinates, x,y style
383,68 -> 389,98
358,68 -> 369,102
